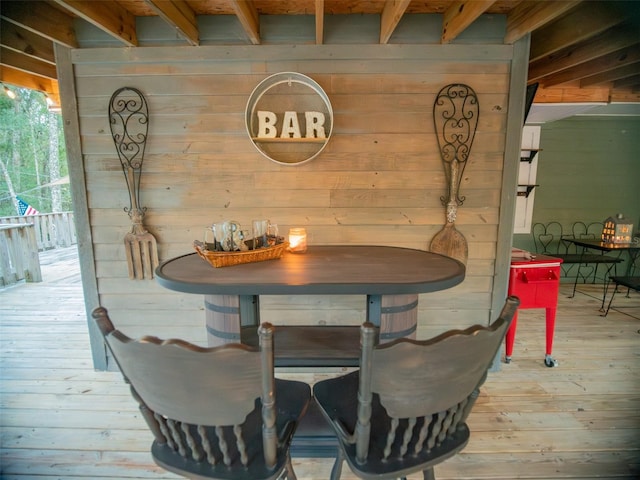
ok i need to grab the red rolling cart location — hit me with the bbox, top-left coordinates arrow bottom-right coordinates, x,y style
506,252 -> 563,367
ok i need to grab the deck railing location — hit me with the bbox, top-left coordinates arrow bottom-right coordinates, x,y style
0,212 -> 76,251
0,212 -> 76,287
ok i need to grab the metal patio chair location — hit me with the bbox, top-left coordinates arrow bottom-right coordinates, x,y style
603,250 -> 640,317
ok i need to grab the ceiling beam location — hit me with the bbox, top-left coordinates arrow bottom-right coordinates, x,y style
230,0 -> 260,45
504,0 -> 580,44
50,0 -> 137,47
539,45 -> 640,88
315,0 -> 324,45
0,1 -> 77,48
528,25 -> 640,83
379,0 -> 411,44
534,83 -> 610,103
441,1 -> 495,44
529,1 -> 628,61
145,0 -> 199,46
612,74 -> 640,90
0,65 -> 60,105
611,88 -> 640,101
581,62 -> 640,87
0,19 -> 56,65
0,47 -> 57,79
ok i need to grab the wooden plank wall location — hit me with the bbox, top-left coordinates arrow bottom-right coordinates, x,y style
68,34 -> 519,360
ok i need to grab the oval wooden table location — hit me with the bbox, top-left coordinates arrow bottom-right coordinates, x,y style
156,245 -> 465,367
156,245 -> 465,458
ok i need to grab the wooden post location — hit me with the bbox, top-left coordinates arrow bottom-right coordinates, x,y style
0,231 -> 15,286
21,224 -> 42,282
0,224 -> 42,285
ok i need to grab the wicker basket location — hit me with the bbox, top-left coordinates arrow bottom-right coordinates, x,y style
193,240 -> 289,268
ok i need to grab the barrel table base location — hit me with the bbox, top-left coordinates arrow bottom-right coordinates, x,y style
377,293 -> 418,342
205,294 -> 259,345
205,293 -> 418,366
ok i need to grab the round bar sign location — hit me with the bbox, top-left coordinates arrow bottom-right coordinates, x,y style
245,72 -> 333,165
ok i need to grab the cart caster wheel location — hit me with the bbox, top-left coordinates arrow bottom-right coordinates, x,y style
505,356 -> 512,364
544,355 -> 558,368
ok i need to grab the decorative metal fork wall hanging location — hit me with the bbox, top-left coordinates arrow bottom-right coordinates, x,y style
108,87 -> 159,280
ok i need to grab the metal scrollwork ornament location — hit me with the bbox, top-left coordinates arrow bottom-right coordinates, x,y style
433,84 -> 479,209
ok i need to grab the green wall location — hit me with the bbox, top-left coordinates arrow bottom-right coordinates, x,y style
513,116 -> 640,255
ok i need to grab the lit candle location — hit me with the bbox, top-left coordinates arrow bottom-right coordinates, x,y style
288,228 -> 307,253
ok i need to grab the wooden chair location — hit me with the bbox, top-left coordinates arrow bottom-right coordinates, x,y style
313,296 -> 520,480
92,307 -> 311,480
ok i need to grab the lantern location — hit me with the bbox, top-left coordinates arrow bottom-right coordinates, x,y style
602,214 -> 634,244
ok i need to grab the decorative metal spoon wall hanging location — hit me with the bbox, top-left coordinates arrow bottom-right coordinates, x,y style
108,87 -> 159,279
430,84 -> 479,265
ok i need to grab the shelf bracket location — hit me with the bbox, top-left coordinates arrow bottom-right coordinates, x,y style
520,149 -> 540,163
517,184 -> 539,198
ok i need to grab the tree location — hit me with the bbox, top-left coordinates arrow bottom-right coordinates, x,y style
0,87 -> 70,216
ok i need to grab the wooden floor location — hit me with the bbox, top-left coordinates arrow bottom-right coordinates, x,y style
1,247 -> 639,479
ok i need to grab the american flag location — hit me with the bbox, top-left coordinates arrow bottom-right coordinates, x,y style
17,197 -> 39,216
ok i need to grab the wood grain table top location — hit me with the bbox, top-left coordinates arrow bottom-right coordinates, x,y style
156,245 -> 465,295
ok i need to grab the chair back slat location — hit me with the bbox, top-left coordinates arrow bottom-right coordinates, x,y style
234,424 -> 248,465
197,424 -> 217,464
426,410 -> 446,451
383,417 -> 399,459
415,417 -> 429,453
216,425 -> 232,465
400,417 -> 416,455
166,419 -> 186,456
181,423 -> 202,461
